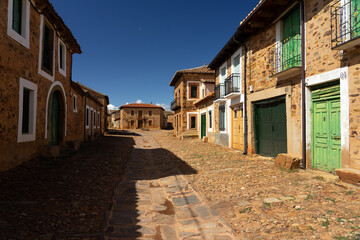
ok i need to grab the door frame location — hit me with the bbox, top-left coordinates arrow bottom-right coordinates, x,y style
231,104 -> 244,150
305,67 -> 349,169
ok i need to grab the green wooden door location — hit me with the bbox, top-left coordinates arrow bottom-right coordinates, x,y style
282,5 -> 301,70
255,98 -> 287,157
312,84 -> 341,171
352,0 -> 360,38
201,114 -> 206,139
49,92 -> 60,145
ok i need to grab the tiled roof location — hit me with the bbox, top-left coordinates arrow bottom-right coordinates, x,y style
32,0 -> 81,54
120,103 -> 164,110
169,64 -> 215,86
193,92 -> 215,107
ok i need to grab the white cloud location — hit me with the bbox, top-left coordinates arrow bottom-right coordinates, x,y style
107,104 -> 118,110
156,103 -> 170,111
136,99 -> 143,104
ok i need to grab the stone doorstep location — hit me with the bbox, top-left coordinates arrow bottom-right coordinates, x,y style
335,168 -> 360,187
274,153 -> 301,170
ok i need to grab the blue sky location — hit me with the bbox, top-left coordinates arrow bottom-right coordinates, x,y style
51,0 -> 258,110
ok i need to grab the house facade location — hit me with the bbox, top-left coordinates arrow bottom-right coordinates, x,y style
194,92 -> 215,143
109,110 -> 121,129
170,65 -> 215,138
207,0 -> 360,183
119,103 -> 165,130
0,0 -> 82,170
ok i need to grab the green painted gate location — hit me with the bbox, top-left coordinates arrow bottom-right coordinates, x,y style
49,91 -> 60,145
254,97 -> 287,157
311,83 -> 341,171
201,114 -> 206,139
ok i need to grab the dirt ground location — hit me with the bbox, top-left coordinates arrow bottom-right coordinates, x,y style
151,130 -> 360,240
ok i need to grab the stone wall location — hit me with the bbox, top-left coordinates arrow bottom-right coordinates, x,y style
120,108 -> 164,129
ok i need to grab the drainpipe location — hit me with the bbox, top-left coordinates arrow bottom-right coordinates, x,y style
232,36 -> 248,155
301,0 -> 306,169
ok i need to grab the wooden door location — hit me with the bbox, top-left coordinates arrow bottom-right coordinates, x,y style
232,108 -> 244,151
201,114 -> 206,139
312,84 -> 341,171
49,92 -> 60,145
255,98 -> 287,157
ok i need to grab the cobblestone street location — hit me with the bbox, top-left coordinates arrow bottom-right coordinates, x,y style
0,129 -> 359,239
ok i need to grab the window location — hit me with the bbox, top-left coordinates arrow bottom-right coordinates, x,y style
93,111 -> 96,128
131,120 -> 134,126
58,40 -> 66,76
131,110 -> 134,116
149,120 -> 152,126
220,66 -> 226,83
191,85 -> 198,98
7,0 -> 30,48
209,110 -> 212,129
86,107 -> 89,128
98,112 -> 100,128
202,89 -> 205,98
149,110 -> 152,116
190,116 -> 196,129
234,110 -> 238,118
138,110 -> 143,118
18,78 -> 37,142
39,16 -> 55,81
73,94 -> 77,112
219,105 -> 226,131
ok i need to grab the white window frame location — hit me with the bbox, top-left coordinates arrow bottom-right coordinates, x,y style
18,78 -> 37,143
208,106 -> 213,132
73,94 -> 77,112
231,47 -> 242,92
219,62 -> 227,84
38,15 -> 55,82
58,39 -> 66,77
186,112 -> 198,130
219,103 -> 226,133
86,105 -> 90,129
7,0 -> 30,48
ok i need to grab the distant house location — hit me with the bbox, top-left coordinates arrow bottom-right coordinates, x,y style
194,92 -> 215,143
164,111 -> 174,129
76,82 -> 110,134
119,103 -> 165,129
169,65 -> 215,138
109,110 -> 121,129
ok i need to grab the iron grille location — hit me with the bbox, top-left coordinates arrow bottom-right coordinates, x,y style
225,73 -> 241,96
331,0 -> 360,48
274,36 -> 302,74
214,83 -> 225,100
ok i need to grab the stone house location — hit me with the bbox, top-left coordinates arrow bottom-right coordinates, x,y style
76,82 -> 109,134
194,92 -> 215,143
169,65 -> 215,138
207,0 -> 360,184
163,111 -> 174,129
109,110 -> 121,129
0,0 -> 82,170
119,103 -> 165,130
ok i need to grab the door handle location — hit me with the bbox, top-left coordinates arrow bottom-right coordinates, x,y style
333,137 -> 340,140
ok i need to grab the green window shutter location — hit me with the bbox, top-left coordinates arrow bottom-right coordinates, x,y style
191,85 -> 197,98
12,0 -> 22,35
22,88 -> 30,134
282,5 -> 301,70
352,0 -> 360,38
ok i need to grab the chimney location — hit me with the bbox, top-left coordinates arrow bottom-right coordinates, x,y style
150,102 -> 152,104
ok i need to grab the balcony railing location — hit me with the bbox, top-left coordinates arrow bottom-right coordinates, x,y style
274,36 -> 302,74
171,98 -> 180,110
214,84 -> 225,101
225,73 -> 241,96
331,0 -> 360,49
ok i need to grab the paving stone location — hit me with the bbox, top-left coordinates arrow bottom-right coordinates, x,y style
160,225 -> 178,240
263,197 -> 282,203
213,235 -> 233,240
172,195 -> 199,206
153,205 -> 167,211
153,212 -> 175,224
175,207 -> 199,219
194,205 -> 211,220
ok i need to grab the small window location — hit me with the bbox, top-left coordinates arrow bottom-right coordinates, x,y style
190,116 -> 196,129
93,111 -> 96,127
131,110 -> 134,116
138,110 -> 143,118
209,110 -> 212,129
149,120 -> 152,126
58,40 -> 66,76
202,89 -> 205,98
18,78 -> 37,142
86,107 -> 89,127
98,112 -> 100,128
234,110 -> 238,118
7,0 -> 30,48
131,120 -> 134,126
73,94 -> 77,112
42,22 -> 54,74
191,85 -> 198,98
219,105 -> 226,131
149,110 -> 152,116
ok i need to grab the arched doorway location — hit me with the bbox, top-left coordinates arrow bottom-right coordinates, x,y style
48,90 -> 64,145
